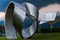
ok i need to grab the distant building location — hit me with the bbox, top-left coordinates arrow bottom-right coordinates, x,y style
0,21 -> 5,36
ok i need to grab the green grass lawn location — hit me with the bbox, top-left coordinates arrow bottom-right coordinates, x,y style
29,33 -> 60,40
1,33 -> 60,40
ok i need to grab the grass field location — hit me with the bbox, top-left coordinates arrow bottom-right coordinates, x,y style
29,33 -> 60,40
1,33 -> 60,40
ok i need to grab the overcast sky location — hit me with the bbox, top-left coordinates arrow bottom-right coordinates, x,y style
0,12 -> 5,21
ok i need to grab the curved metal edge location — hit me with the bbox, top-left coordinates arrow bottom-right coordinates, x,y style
21,3 -> 38,39
5,1 -> 28,39
23,2 -> 37,19
4,1 -> 17,40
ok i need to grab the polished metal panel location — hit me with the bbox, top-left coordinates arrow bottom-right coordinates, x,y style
23,3 -> 37,19
38,12 -> 57,24
5,1 -> 26,39
5,1 -> 37,39
22,3 -> 37,39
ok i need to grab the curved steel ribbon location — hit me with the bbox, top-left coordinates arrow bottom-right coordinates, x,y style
38,12 -> 57,24
5,1 -> 26,39
22,3 -> 37,39
5,1 -> 37,39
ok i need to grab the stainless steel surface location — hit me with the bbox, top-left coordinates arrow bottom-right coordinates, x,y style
38,12 -> 57,24
5,1 -> 26,39
5,1 -> 37,39
23,3 -> 37,19
22,3 -> 37,39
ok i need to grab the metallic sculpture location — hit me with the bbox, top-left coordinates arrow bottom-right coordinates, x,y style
5,1 -> 37,39
4,1 -> 60,40
38,12 -> 57,24
22,3 -> 37,39
38,12 -> 60,33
